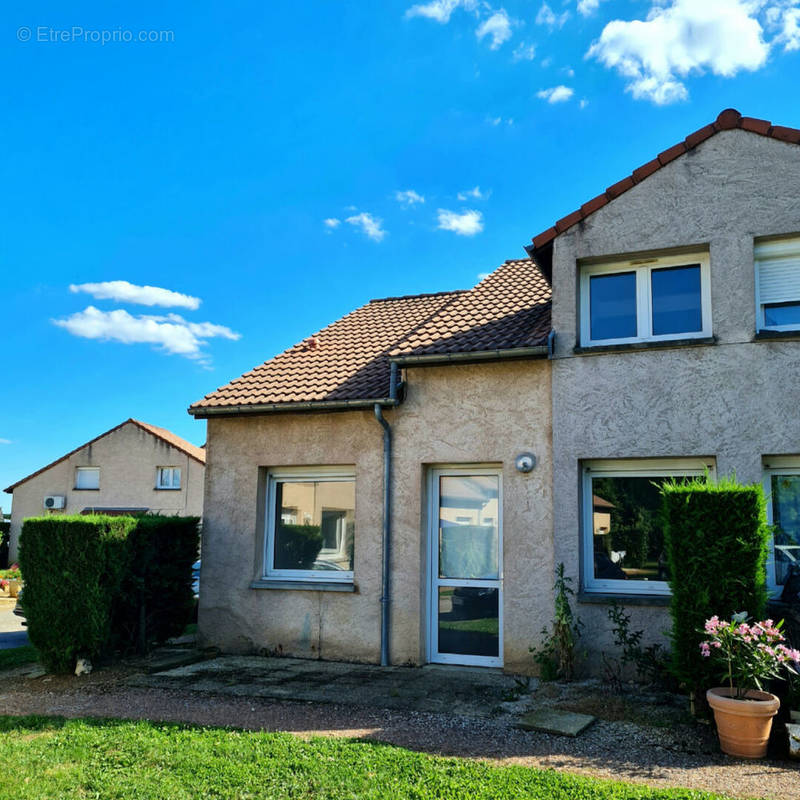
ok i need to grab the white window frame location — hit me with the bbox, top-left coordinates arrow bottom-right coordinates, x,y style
427,465 -> 503,668
754,237 -> 800,332
264,467 -> 355,583
762,457 -> 800,594
75,466 -> 100,490
156,467 -> 181,490
579,251 -> 712,347
582,458 -> 715,596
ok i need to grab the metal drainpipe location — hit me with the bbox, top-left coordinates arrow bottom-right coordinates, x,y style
374,403 -> 392,667
375,361 -> 399,667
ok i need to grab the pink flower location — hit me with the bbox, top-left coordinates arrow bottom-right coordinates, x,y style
700,642 -> 711,657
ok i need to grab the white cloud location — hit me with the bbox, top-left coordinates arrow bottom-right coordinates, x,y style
577,0 -> 605,16
580,98 -> 589,109
476,10 -> 513,49
437,209 -> 484,236
395,189 -> 425,206
405,0 -> 476,23
346,212 -> 387,242
457,186 -> 484,200
537,85 -> 575,103
477,272 -> 491,281
0,438 -> 11,445
53,306 -> 241,362
775,5 -> 800,50
587,0 -> 770,105
487,116 -> 513,126
323,218 -> 341,229
536,2 -> 571,28
69,280 -> 201,310
512,42 -> 536,61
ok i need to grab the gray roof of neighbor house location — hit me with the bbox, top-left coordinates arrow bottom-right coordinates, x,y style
189,258 -> 552,415
3,419 -> 206,493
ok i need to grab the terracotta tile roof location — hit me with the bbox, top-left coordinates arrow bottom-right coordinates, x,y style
190,258 -> 551,413
529,108 -> 800,252
4,419 -> 205,493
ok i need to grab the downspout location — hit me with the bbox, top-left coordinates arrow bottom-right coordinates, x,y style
375,361 -> 400,667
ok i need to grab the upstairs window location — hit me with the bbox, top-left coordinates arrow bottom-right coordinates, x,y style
75,467 -> 100,490
755,237 -> 800,332
580,251 -> 711,346
156,467 -> 181,489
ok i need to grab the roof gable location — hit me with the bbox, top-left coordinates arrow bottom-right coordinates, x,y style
4,419 -> 205,493
527,109 -> 800,254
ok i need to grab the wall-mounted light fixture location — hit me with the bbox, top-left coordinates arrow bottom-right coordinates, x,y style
515,452 -> 536,473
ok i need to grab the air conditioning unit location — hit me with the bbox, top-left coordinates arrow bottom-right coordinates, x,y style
43,495 -> 66,510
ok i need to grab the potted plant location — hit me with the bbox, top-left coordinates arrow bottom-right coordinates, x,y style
701,613 -> 800,758
0,564 -> 22,598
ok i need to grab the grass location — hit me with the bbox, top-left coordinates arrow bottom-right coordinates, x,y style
0,645 -> 37,671
0,716 -> 737,800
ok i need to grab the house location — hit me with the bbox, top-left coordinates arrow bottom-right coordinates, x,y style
4,419 -> 205,562
189,109 -> 800,674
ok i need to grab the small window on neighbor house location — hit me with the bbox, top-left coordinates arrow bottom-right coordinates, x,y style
763,458 -> 800,590
156,467 -> 181,489
580,251 -> 711,346
582,458 -> 714,596
265,469 -> 355,581
75,467 -> 100,490
755,237 -> 800,331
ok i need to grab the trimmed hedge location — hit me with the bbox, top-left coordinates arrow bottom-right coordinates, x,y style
661,477 -> 769,694
18,515 -> 199,672
0,520 -> 9,569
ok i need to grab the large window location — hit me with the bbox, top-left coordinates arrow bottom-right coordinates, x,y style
579,251 -> 711,346
755,237 -> 800,332
582,459 -> 713,595
763,458 -> 800,590
75,467 -> 100,490
264,469 -> 355,582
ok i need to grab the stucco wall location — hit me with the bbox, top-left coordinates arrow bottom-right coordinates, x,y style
7,422 -> 205,561
549,129 -> 800,659
198,359 -> 552,673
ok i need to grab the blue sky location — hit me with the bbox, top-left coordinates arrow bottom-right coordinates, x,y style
3,0 -> 800,505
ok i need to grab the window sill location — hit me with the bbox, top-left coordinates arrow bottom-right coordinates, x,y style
578,591 -> 670,607
753,330 -> 800,342
154,487 -> 182,491
250,579 -> 357,593
73,488 -> 100,492
573,336 -> 715,356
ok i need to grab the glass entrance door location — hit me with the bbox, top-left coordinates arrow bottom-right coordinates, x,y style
428,469 -> 502,667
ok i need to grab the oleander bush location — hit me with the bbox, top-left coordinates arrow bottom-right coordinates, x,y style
18,514 -> 199,672
661,476 -> 770,695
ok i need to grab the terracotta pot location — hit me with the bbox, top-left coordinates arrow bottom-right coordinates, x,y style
707,687 -> 780,758
7,580 -> 21,598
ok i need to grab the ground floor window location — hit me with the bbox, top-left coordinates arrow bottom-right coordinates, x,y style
264,468 -> 355,581
764,458 -> 800,590
582,458 -> 714,595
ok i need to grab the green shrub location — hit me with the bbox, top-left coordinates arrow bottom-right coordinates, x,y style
18,514 -> 199,672
113,515 -> 199,651
18,515 -> 137,672
0,520 -> 10,569
661,476 -> 769,695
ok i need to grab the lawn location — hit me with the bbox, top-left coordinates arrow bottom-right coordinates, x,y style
0,645 -> 37,671
0,716 -> 737,800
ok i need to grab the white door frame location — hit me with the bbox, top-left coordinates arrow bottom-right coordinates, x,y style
427,466 -> 503,668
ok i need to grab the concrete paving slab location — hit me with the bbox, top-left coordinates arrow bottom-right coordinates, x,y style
134,655 -> 522,718
516,708 -> 595,737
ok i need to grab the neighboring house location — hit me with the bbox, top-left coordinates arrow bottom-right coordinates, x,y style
190,109 -> 800,674
4,419 -> 205,562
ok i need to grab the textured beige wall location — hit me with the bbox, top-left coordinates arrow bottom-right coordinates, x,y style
549,129 -> 800,663
7,422 -> 205,561
198,359 -> 552,674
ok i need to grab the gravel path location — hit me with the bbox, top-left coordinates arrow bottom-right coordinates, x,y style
0,669 -> 797,800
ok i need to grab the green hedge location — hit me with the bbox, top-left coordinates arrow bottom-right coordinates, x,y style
661,477 -> 769,693
18,515 -> 199,672
0,520 -> 9,569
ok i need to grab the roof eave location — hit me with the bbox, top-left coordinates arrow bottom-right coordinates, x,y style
188,397 -> 399,418
390,345 -> 548,367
